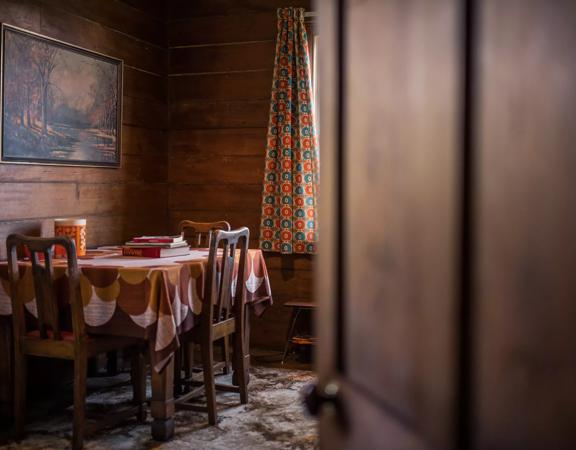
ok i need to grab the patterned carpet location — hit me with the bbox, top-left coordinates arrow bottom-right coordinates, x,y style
2,366 -> 318,450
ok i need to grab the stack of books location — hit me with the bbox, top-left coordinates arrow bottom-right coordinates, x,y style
122,235 -> 190,258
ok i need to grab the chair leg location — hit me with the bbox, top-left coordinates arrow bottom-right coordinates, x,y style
233,330 -> 248,405
220,336 -> 231,375
73,355 -> 87,450
201,339 -> 217,425
131,346 -> 147,423
106,350 -> 118,376
183,343 -> 194,393
282,308 -> 302,364
13,349 -> 26,439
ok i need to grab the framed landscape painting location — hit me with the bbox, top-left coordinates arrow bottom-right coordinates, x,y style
0,25 -> 122,167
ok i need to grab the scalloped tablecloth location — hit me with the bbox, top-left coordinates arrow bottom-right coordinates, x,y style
0,248 -> 273,371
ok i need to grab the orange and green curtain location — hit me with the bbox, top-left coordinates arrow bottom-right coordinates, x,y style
259,7 -> 318,255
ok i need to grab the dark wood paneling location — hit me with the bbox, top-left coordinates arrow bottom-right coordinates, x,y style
267,267 -> 313,300
264,253 -> 313,272
124,68 -> 167,104
169,153 -> 263,184
0,183 -> 167,221
0,153 -> 167,184
0,0 -> 169,272
169,70 -> 272,101
120,0 -> 165,19
0,0 -> 42,30
474,1 -> 576,448
122,126 -> 168,156
40,0 -> 165,46
167,0 -> 310,19
170,128 -> 267,156
169,184 -> 262,211
39,4 -> 166,75
169,41 -> 274,74
0,212 -> 167,260
171,100 -> 268,129
0,0 -> 171,422
123,96 -> 169,130
166,0 -> 313,352
168,13 -> 277,47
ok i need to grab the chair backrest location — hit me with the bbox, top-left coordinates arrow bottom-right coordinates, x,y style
179,220 -> 231,248
203,227 -> 250,326
6,234 -> 85,342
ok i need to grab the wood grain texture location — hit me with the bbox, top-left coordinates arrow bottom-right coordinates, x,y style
168,13 -> 277,47
123,96 -> 168,130
0,0 -> 170,423
169,71 -> 272,101
124,68 -> 167,104
474,1 -> 576,448
120,0 -> 165,19
0,0 -> 169,267
169,153 -> 263,185
170,100 -> 269,129
340,0 -> 460,448
169,42 -> 274,74
166,0 -> 313,351
0,212 -> 166,260
122,126 -> 168,156
0,0 -> 41,29
39,4 -> 166,75
167,0 -> 310,19
0,183 -> 167,221
169,184 -> 262,211
0,153 -> 167,184
40,0 -> 165,46
170,128 -> 267,156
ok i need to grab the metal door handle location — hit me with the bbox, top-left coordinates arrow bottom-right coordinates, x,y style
303,381 -> 341,416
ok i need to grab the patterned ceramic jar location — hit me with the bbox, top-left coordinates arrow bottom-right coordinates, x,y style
54,218 -> 87,257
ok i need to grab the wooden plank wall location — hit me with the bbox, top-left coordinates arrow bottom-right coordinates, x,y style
167,0 -> 314,350
0,0 -> 169,260
0,0 -> 168,421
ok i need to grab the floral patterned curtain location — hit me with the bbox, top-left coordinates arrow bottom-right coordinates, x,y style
259,7 -> 319,255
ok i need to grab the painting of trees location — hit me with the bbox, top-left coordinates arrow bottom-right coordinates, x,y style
1,25 -> 122,167
31,41 -> 58,136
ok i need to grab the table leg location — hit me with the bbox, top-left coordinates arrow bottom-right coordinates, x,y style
150,345 -> 175,441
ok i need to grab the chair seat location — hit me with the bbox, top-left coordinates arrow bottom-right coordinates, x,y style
8,234 -> 147,449
23,330 -> 141,359
27,330 -> 92,341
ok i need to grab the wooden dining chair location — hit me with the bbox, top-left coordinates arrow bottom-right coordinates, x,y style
176,220 -> 232,394
179,220 -> 231,248
7,234 -> 146,450
175,227 -> 250,425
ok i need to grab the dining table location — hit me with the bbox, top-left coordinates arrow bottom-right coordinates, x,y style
0,247 -> 273,440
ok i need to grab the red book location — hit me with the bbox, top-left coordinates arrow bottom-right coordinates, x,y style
131,235 -> 184,244
122,246 -> 190,258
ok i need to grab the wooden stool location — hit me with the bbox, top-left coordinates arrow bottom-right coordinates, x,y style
282,301 -> 316,364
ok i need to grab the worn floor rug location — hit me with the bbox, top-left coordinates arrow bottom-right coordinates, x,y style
2,366 -> 318,450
